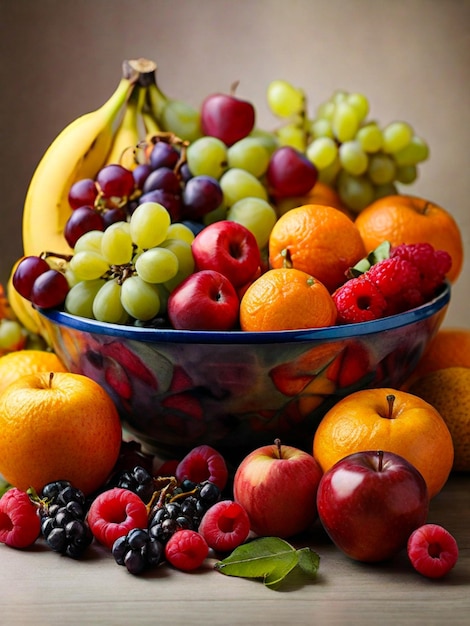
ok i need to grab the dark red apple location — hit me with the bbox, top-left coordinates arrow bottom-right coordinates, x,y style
200,83 -> 255,146
266,146 -> 318,198
167,269 -> 239,331
316,450 -> 429,562
233,439 -> 324,538
191,220 -> 261,288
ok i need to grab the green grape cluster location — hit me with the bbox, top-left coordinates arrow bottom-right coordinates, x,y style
65,202 -> 195,324
267,82 -> 430,213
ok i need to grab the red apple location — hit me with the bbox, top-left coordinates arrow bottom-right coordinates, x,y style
167,269 -> 239,331
200,84 -> 255,146
233,439 -> 323,538
316,450 -> 429,563
192,220 -> 261,288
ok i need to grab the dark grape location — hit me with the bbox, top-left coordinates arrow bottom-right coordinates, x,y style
64,206 -> 105,248
29,269 -> 70,308
139,189 -> 182,221
142,167 -> 182,195
12,255 -> 50,299
132,163 -> 152,189
96,164 -> 135,200
266,145 -> 317,198
68,178 -> 98,210
182,175 -> 223,219
149,141 -> 180,170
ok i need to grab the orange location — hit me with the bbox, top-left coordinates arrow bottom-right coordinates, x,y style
354,194 -> 463,283
269,204 -> 367,293
0,349 -> 67,396
402,328 -> 470,389
275,181 -> 353,219
0,371 -> 122,495
409,367 -> 470,472
239,267 -> 337,331
313,387 -> 454,498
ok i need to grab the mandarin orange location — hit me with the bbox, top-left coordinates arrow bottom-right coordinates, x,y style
0,349 -> 67,396
269,204 -> 366,293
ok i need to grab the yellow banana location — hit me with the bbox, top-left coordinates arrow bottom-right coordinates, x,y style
104,85 -> 146,169
22,65 -> 139,258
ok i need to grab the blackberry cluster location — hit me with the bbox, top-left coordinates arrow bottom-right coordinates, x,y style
112,528 -> 164,575
148,480 -> 221,545
39,480 -> 93,558
114,465 -> 155,504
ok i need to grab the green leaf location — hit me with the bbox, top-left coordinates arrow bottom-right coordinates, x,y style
348,240 -> 392,277
214,537 -> 320,589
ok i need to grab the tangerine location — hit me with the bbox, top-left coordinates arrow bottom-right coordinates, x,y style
269,204 -> 366,293
239,267 -> 337,331
0,349 -> 67,396
354,194 -> 463,283
275,181 -> 353,219
0,371 -> 122,495
312,387 -> 454,498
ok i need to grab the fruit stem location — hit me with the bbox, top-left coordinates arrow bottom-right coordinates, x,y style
386,394 -> 396,419
274,438 -> 283,459
48,372 -> 54,388
376,450 -> 384,471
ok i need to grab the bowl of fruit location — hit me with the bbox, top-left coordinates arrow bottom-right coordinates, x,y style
10,59 -> 460,460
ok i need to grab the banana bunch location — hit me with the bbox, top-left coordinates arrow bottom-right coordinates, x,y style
11,57 -> 201,336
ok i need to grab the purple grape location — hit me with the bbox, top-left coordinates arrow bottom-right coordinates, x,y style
12,255 -> 51,300
149,142 -> 180,170
102,207 -> 128,228
68,178 -> 98,210
132,163 -> 152,189
96,164 -> 135,199
142,167 -> 182,195
64,206 -> 105,248
266,146 -> 318,198
30,269 -> 70,309
182,175 -> 223,220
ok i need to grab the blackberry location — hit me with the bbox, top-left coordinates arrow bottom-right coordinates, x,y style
39,480 -> 93,558
114,465 -> 155,504
112,528 -> 164,575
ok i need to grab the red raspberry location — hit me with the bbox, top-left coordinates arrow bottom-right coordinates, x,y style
333,276 -> 387,324
390,243 -> 452,298
0,488 -> 41,549
365,256 -> 423,314
164,529 -> 209,571
176,445 -> 228,491
407,523 -> 459,579
198,500 -> 250,552
87,487 -> 148,550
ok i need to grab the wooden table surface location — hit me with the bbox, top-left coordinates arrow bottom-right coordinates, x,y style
1,473 -> 468,626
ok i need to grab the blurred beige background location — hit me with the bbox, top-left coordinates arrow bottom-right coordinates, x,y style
1,0 -> 468,326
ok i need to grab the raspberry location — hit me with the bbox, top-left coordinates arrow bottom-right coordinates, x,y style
0,488 -> 40,549
198,500 -> 250,552
333,276 -> 387,324
87,487 -> 149,550
390,243 -> 452,298
407,523 -> 459,579
164,529 -> 209,571
176,445 -> 229,491
365,256 -> 423,314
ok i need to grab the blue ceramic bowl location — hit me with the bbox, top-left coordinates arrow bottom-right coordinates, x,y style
38,283 -> 450,459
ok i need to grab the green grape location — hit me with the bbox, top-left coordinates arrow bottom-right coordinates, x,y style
339,141 -> 369,176
69,250 -> 109,281
74,230 -> 104,254
166,222 -> 195,245
249,128 -> 279,155
331,89 -> 348,105
92,279 -> 127,323
227,197 -> 277,249
161,100 -> 202,143
393,136 -> 429,166
276,123 -> 307,152
227,137 -> 271,178
219,168 -> 268,207
101,222 -> 133,266
266,79 -> 305,118
332,102 -> 360,142
186,136 -> 228,178
346,93 -> 369,123
306,137 -> 338,170
317,156 -> 341,186
154,283 -> 170,315
159,239 -> 195,292
395,164 -> 418,184
337,171 -> 374,213
203,203 -> 227,226
135,247 -> 179,284
120,275 -> 161,321
316,100 -> 336,121
309,118 -> 334,139
65,279 -> 106,319
382,121 -> 413,153
130,202 -> 171,250
367,153 -> 397,185
356,123 -> 383,153
373,182 -> 398,200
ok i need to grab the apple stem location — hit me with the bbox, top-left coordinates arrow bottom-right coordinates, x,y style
230,80 -> 240,96
376,450 -> 384,471
48,372 -> 54,388
386,394 -> 396,419
274,438 -> 282,459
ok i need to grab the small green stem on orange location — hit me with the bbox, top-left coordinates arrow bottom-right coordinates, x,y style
386,394 -> 396,419
274,438 -> 282,459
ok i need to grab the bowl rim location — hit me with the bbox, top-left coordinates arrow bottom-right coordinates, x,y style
38,282 -> 450,345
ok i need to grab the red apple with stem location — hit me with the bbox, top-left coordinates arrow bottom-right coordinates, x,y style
316,449 -> 429,563
167,269 -> 239,331
233,439 -> 323,538
200,81 -> 256,146
192,220 -> 261,288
